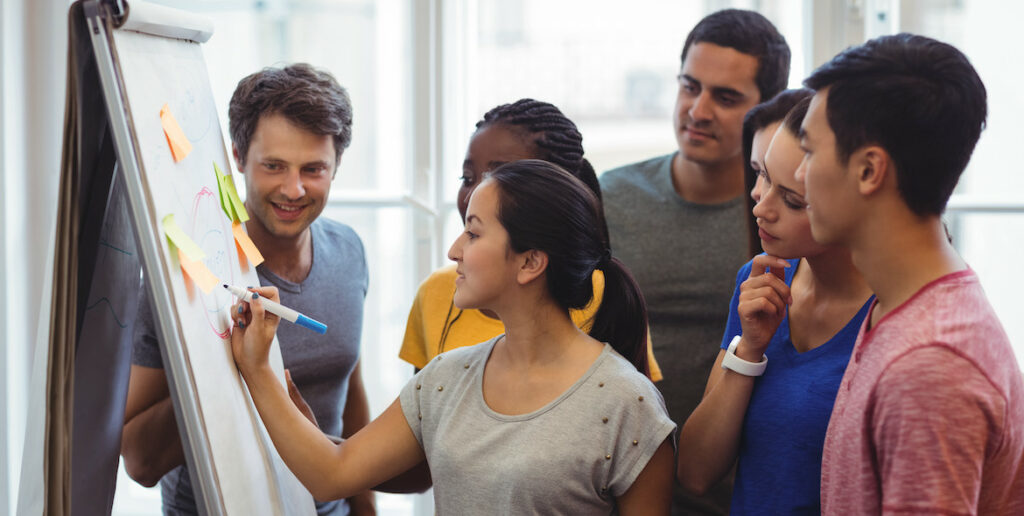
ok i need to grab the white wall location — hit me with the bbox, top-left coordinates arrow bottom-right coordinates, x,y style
1,0 -> 67,513
0,0 -> 9,511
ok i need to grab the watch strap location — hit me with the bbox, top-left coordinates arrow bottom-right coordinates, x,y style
721,335 -> 768,377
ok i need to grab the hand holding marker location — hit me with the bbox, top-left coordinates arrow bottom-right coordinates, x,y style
224,284 -> 327,335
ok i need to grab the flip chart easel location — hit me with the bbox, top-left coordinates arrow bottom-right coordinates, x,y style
19,1 -> 316,514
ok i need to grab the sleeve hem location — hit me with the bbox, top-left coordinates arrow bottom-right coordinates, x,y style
398,381 -> 425,447
611,419 -> 676,498
398,347 -> 428,369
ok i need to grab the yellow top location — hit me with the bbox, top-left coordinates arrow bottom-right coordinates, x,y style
399,264 -> 663,381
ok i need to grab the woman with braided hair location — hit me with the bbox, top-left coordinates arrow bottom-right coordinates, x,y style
230,159 -> 675,514
399,98 -> 662,380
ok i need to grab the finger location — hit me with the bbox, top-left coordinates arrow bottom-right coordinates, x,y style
248,291 -> 272,324
234,300 -> 249,319
248,285 -> 280,305
758,286 -> 788,315
232,300 -> 252,328
740,285 -> 787,315
760,273 -> 792,305
740,294 -> 786,319
741,275 -> 791,299
741,270 -> 792,305
749,254 -> 791,279
233,298 -> 251,316
229,316 -> 246,363
759,254 -> 790,285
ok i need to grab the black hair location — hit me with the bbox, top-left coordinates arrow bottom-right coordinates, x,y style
741,88 -> 813,255
681,9 -> 791,102
476,99 -> 608,246
488,160 -> 650,377
804,33 -> 987,216
229,63 -> 353,167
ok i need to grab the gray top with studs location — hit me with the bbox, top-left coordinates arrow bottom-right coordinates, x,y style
400,335 -> 676,515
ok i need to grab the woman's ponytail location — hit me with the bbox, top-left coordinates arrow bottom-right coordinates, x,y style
489,160 -> 650,377
590,257 -> 650,377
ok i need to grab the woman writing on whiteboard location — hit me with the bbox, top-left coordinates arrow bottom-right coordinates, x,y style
231,159 -> 675,514
399,98 -> 661,380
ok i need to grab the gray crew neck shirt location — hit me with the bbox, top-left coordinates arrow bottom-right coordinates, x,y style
133,217 -> 368,516
600,153 -> 749,515
400,336 -> 676,515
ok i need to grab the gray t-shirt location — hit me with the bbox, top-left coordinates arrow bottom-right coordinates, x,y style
400,336 -> 675,515
600,153 -> 749,515
132,217 -> 368,516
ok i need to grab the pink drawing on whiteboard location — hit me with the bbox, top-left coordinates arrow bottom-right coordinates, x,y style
191,186 -> 234,339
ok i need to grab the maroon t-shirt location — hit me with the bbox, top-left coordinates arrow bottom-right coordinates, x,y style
822,269 -> 1024,515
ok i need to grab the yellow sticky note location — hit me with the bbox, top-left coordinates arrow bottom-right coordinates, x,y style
160,104 -> 193,162
178,248 -> 219,294
162,214 -> 205,262
214,162 -> 249,223
232,220 -> 264,267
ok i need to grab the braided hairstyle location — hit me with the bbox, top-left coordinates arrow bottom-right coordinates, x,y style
476,99 -> 608,246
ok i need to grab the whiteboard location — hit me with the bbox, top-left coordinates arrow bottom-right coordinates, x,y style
100,19 -> 315,516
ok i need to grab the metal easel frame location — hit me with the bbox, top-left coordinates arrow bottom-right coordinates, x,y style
81,1 -> 223,514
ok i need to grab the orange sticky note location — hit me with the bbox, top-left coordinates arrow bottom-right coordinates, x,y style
178,248 -> 219,294
232,220 -> 264,267
160,104 -> 193,162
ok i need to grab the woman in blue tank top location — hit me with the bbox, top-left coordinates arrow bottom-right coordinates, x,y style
677,90 -> 875,514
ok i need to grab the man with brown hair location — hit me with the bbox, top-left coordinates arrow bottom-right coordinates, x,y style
121,64 -> 375,515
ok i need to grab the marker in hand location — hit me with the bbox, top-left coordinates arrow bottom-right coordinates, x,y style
224,284 -> 328,335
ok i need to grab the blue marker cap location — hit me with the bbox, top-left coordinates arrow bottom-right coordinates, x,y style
296,314 -> 328,335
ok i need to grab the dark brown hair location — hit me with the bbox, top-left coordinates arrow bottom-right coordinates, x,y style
681,9 -> 791,102
229,63 -> 353,168
741,88 -> 813,255
488,159 -> 650,377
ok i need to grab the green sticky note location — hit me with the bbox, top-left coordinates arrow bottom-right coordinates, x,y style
223,175 -> 249,223
162,213 -> 206,261
213,162 -> 249,223
214,162 -> 235,220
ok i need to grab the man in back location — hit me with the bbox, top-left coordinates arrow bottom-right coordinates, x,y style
796,33 -> 1024,514
121,64 -> 375,515
600,9 -> 790,514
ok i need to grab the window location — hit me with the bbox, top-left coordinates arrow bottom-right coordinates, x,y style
440,0 -> 809,246
866,0 -> 1024,366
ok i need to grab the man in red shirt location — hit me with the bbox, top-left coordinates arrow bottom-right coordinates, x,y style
796,33 -> 1024,514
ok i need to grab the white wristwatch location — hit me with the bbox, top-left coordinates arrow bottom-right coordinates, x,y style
721,335 -> 768,377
